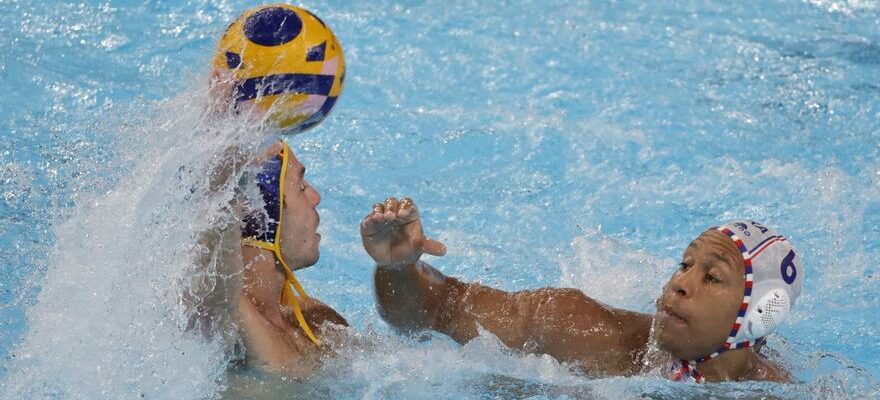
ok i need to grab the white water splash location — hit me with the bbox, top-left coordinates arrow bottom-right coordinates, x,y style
560,229 -> 674,313
0,85 -> 272,399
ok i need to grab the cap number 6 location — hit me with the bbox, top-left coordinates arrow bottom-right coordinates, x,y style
780,250 -> 797,285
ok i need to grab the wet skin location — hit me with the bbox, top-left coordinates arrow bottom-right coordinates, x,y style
362,197 -> 788,382
275,147 -> 323,270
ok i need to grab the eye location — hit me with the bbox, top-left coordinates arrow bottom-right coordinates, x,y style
705,273 -> 721,284
677,262 -> 690,271
299,182 -> 307,191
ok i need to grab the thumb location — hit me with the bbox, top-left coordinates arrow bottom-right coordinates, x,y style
422,238 -> 447,257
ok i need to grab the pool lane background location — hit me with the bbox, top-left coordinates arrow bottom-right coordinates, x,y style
1,0 -> 879,398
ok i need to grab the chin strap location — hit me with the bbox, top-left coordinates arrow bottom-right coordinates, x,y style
669,337 -> 765,383
670,359 -> 705,383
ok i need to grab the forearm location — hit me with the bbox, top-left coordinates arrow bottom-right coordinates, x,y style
374,261 -> 527,347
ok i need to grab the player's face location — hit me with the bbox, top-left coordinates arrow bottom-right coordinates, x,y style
277,150 -> 322,270
654,230 -> 746,360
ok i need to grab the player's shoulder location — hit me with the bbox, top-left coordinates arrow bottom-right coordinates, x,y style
745,354 -> 792,383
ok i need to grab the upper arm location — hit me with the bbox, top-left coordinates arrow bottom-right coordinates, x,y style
517,288 -> 627,356
444,285 -> 648,374
442,286 -> 622,352
380,262 -> 651,375
184,221 -> 244,341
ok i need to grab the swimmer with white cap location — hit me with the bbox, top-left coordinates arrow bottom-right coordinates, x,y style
361,198 -> 804,382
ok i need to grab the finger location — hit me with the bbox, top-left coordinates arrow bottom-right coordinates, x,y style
384,197 -> 399,219
422,238 -> 447,257
366,210 -> 386,225
384,196 -> 399,213
208,69 -> 235,102
397,206 -> 412,220
361,212 -> 390,235
362,210 -> 382,225
397,197 -> 414,219
399,197 -> 414,213
365,202 -> 387,227
402,197 -> 424,220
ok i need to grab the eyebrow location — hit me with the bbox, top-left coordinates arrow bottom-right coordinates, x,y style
685,241 -> 735,270
707,252 -> 738,274
708,251 -> 731,265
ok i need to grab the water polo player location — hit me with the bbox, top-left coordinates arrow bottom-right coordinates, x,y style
361,197 -> 804,383
187,5 -> 349,377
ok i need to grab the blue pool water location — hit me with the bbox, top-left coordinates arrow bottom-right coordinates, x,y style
2,0 -> 879,398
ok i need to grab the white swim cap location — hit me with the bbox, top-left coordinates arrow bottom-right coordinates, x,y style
715,220 -> 804,347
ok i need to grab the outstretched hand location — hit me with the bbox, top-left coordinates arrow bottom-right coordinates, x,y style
361,197 -> 446,266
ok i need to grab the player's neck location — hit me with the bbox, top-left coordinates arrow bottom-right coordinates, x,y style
241,245 -> 287,325
692,348 -> 753,382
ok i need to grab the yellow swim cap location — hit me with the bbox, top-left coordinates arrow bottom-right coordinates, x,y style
213,4 -> 345,134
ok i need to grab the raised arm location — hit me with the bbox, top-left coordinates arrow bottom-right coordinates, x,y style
362,197 -> 653,375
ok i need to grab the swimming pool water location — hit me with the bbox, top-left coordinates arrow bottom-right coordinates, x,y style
1,0 -> 879,398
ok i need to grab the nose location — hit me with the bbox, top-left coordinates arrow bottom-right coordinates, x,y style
669,268 -> 695,299
307,183 -> 321,207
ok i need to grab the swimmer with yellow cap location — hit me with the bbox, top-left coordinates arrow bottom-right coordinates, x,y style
362,198 -> 804,383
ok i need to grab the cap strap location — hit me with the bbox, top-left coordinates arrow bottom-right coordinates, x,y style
670,359 -> 705,383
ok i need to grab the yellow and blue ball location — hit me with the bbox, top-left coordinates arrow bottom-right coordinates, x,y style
213,4 -> 345,134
